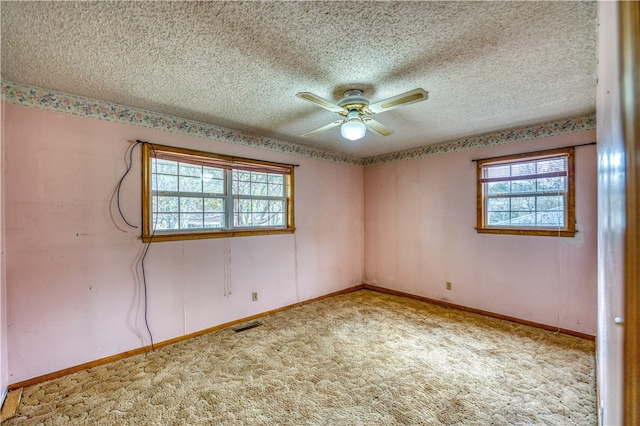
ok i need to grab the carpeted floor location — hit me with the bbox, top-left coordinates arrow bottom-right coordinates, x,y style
6,290 -> 596,425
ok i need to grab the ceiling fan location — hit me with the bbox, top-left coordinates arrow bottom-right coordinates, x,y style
296,88 -> 428,141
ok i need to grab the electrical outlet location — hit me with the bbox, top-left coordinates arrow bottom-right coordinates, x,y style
446,281 -> 452,290
252,292 -> 258,301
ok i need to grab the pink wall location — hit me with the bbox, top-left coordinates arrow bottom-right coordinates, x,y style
364,131 -> 597,335
3,103 -> 364,384
2,98 -> 598,386
1,100 -> 8,402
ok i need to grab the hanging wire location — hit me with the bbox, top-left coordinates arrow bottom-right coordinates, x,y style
115,139 -> 156,350
116,141 -> 142,228
140,228 -> 155,351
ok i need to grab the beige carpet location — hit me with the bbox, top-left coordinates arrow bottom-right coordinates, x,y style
6,290 -> 596,425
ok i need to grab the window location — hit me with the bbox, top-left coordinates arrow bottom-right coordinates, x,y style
476,147 -> 575,237
142,144 -> 294,242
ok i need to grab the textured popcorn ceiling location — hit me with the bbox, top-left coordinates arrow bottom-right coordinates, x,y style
1,1 -> 596,159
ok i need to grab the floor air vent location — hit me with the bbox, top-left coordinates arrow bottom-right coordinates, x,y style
233,321 -> 262,333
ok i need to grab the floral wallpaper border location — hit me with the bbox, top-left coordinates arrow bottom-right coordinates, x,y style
363,114 -> 596,166
1,80 -> 360,166
2,80 -> 595,167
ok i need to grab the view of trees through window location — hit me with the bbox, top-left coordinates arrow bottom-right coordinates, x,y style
477,147 -> 575,237
484,157 -> 567,227
141,143 -> 294,242
151,160 -> 287,231
151,159 -> 226,230
232,170 -> 286,228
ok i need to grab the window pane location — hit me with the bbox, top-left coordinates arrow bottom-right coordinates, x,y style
537,211 -> 565,226
269,213 -> 284,226
487,212 -> 510,225
234,180 -> 251,196
268,174 -> 283,185
235,199 -> 251,213
486,165 -> 510,179
204,198 -> 224,212
251,183 -> 268,196
252,199 -> 268,213
269,200 -> 284,213
537,158 -> 567,173
152,175 -> 178,192
251,213 -> 270,226
487,198 -> 509,212
268,184 -> 284,197
203,178 -> 225,194
511,179 -> 536,193
153,159 -> 178,175
537,195 -> 564,211
204,213 -> 225,229
510,211 -> 536,225
155,213 -> 179,230
230,168 -> 287,228
157,196 -> 178,213
179,176 -> 202,193
537,176 -> 565,192
511,162 -> 536,177
180,197 -> 203,212
251,172 -> 268,183
232,198 -> 284,228
487,181 -> 510,195
234,212 -> 251,227
180,213 -> 203,229
203,167 -> 224,180
511,197 -> 535,211
179,164 -> 202,178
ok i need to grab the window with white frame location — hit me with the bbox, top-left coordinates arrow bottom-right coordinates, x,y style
476,147 -> 575,237
142,144 -> 294,242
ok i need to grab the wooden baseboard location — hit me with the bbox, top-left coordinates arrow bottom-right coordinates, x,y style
9,282 -> 593,390
363,284 -> 596,341
8,284 -> 365,390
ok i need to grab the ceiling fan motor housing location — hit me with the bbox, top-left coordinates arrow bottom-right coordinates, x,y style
338,89 -> 370,115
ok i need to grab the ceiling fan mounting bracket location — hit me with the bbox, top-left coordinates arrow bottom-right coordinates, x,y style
342,89 -> 363,97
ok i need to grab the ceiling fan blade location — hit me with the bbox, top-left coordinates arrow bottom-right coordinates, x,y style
296,92 -> 345,113
364,118 -> 394,136
367,88 -> 429,114
302,120 -> 343,137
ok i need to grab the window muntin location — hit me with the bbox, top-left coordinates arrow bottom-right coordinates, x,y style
142,144 -> 294,242
477,148 -> 575,237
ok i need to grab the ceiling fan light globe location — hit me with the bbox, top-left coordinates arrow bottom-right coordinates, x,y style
341,120 -> 366,141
